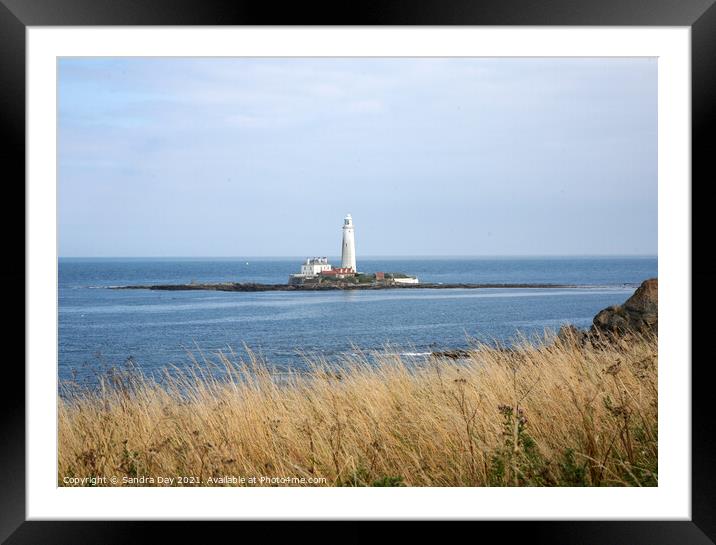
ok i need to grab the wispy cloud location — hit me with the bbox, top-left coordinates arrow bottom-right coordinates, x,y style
58,57 -> 657,257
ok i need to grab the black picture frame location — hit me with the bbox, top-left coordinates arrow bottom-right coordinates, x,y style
2,0 -> 713,542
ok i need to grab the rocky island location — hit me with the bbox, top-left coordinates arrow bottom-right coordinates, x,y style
112,277 -> 579,292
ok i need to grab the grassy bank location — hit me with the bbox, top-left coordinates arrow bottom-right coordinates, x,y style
58,333 -> 657,487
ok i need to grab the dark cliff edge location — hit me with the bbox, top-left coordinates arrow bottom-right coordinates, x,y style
557,277 -> 658,345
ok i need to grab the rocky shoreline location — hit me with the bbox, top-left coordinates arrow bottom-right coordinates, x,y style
560,277 -> 658,341
111,282 -> 582,292
433,278 -> 658,359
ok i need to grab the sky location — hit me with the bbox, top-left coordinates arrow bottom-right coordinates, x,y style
58,57 -> 657,257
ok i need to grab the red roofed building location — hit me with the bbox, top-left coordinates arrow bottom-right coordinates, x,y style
320,267 -> 355,278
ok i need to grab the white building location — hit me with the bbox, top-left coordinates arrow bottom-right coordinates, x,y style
299,257 -> 332,276
341,214 -> 356,272
393,276 -> 419,284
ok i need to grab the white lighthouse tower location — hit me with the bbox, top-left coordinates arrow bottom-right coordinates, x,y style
341,213 -> 357,272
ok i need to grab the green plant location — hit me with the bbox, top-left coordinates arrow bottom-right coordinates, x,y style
119,439 -> 139,478
488,404 -> 549,486
558,448 -> 588,486
370,475 -> 405,487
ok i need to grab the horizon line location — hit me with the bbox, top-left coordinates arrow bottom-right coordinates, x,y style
58,253 -> 658,259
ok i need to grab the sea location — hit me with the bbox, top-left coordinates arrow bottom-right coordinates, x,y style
58,256 -> 657,384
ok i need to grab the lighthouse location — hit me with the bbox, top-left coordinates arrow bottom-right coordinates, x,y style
341,213 -> 357,271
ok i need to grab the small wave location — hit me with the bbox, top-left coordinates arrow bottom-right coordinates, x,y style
399,351 -> 431,357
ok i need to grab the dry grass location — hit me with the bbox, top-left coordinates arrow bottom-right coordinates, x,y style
58,332 -> 657,487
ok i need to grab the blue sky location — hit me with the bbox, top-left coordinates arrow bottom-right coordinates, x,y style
58,57 -> 657,257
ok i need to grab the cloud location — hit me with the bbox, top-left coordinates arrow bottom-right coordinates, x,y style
58,57 -> 657,256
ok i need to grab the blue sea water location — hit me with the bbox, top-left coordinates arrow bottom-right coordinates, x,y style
58,257 -> 657,383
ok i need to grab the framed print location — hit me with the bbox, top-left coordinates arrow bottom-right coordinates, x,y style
3,0 -> 714,542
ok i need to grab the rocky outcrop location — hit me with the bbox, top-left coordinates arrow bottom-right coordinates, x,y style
112,282 -> 578,292
430,349 -> 472,360
591,278 -> 658,337
556,278 -> 658,345
556,324 -> 588,345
